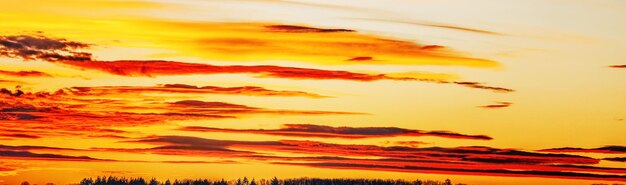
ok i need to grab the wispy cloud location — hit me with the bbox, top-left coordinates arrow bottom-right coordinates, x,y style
539,146 -> 626,154
265,25 -> 355,33
0,88 -> 355,139
609,65 -> 626,68
479,101 -> 513,109
92,135 -> 626,182
178,124 -> 493,140
454,82 -> 514,93
0,34 -> 513,93
352,18 -> 502,35
67,84 -> 328,98
0,70 -> 52,77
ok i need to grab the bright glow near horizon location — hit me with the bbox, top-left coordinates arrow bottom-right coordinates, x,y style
1,0 -> 625,185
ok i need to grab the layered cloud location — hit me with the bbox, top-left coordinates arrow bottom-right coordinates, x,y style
66,84 -> 328,98
178,124 -> 492,140
0,33 -> 513,93
0,88 -> 355,139
91,135 -> 626,182
59,59 -> 511,92
0,35 -> 92,62
0,144 -> 104,162
153,22 -> 498,67
0,70 -> 52,77
539,146 -> 626,154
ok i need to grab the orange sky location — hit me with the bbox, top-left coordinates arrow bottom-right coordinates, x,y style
1,0 -> 626,185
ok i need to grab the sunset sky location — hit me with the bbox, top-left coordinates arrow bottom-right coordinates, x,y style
1,0 -> 626,184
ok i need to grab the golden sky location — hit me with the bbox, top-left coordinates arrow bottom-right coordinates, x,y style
1,0 -> 626,185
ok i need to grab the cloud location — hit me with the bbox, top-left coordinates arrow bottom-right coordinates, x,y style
0,133 -> 41,139
539,146 -> 626,154
0,35 -> 92,62
276,162 -> 626,182
0,88 -> 356,139
161,22 -> 499,67
60,60 -> 418,81
418,23 -> 501,35
0,70 -> 52,77
479,101 -> 512,109
265,25 -> 355,33
100,135 -> 626,181
166,100 -> 358,115
0,144 -> 79,151
0,34 -> 512,93
609,65 -> 626,68
0,88 -> 25,97
177,124 -> 493,140
353,18 -> 502,35
604,157 -> 626,162
346,56 -> 374,62
0,80 -> 21,84
454,82 -> 514,93
0,144 -> 102,161
60,60 -> 511,92
66,84 -> 327,98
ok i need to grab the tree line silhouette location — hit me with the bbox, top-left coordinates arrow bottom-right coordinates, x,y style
72,176 -> 462,185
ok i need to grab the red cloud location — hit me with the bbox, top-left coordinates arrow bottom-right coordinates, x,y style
0,70 -> 52,77
61,60 -> 404,81
0,88 -> 355,140
100,135 -> 626,182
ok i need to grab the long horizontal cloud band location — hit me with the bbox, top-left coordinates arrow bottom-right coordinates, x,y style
0,88 -> 358,140
78,135 -> 626,182
178,124 -> 493,140
0,34 -> 513,93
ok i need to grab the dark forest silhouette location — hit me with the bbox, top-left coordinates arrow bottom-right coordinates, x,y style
67,176 -> 462,185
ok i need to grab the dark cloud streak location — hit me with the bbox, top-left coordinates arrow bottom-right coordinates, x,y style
178,124 -> 493,140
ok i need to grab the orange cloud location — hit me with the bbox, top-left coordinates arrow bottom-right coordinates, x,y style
0,70 -> 52,77
61,60 -> 511,92
144,22 -> 498,67
60,60 -> 416,81
66,84 -> 328,98
178,124 -> 493,140
0,34 -> 512,93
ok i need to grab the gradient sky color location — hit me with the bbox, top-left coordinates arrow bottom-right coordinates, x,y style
1,0 -> 626,185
